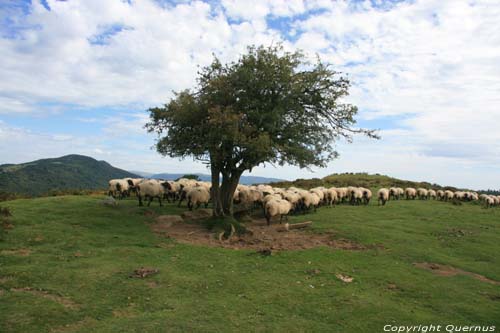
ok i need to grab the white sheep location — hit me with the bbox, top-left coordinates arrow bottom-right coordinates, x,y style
349,187 -> 363,205
405,188 -> 417,200
326,187 -> 338,206
436,190 -> 445,200
417,188 -> 428,200
389,187 -> 399,200
108,179 -> 130,199
186,186 -> 210,210
360,188 -> 372,205
485,196 -> 495,208
428,189 -> 437,200
445,190 -> 454,201
265,198 -> 293,225
377,188 -> 389,206
336,187 -> 348,202
136,179 -> 168,206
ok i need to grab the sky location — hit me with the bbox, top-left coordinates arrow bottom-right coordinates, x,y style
1,0 -> 499,190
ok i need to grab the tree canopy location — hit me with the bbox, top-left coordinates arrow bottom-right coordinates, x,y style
146,44 -> 378,216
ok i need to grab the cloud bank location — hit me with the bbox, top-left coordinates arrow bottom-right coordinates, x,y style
1,0 -> 499,189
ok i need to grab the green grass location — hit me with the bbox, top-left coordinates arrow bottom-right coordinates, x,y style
1,195 -> 499,332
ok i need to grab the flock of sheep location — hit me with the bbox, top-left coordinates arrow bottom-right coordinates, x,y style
108,178 -> 500,225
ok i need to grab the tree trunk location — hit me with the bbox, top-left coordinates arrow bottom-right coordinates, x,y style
210,164 -> 223,217
210,165 -> 242,217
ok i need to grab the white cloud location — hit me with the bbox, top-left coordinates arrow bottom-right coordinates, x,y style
1,0 -> 500,189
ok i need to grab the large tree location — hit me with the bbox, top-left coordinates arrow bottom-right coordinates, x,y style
146,45 -> 378,217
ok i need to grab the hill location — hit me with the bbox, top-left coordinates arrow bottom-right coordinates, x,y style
148,173 -> 284,185
270,172 -> 462,191
0,155 -> 138,196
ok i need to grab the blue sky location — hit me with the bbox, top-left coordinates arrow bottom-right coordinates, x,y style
1,0 -> 500,189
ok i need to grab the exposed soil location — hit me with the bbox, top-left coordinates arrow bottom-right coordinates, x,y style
414,262 -> 500,285
1,248 -> 31,256
150,216 -> 370,251
129,267 -> 159,278
11,287 -> 79,309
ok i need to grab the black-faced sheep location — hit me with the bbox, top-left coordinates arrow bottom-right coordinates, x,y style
136,179 -> 169,206
186,186 -> 210,210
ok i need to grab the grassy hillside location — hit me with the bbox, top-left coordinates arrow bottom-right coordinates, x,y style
0,155 -> 138,196
270,172 -> 461,191
1,195 -> 499,332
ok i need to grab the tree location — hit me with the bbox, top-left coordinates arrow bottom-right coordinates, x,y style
146,45 -> 378,217
176,174 -> 201,181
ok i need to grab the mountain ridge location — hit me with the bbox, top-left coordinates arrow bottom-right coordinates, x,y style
0,154 -> 138,196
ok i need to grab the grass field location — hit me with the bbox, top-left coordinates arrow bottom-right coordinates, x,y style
1,195 -> 499,332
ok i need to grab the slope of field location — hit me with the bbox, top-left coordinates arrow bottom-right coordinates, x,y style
1,196 -> 499,332
0,155 -> 138,196
270,172 -> 461,191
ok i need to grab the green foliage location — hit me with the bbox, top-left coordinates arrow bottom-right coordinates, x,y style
175,174 -> 201,181
1,195 -> 499,332
0,154 -> 138,196
148,44 -> 377,169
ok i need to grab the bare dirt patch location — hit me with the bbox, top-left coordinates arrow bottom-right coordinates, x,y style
1,248 -> 32,256
150,216 -> 368,251
414,262 -> 500,285
129,267 -> 159,278
0,276 -> 14,284
11,287 -> 79,309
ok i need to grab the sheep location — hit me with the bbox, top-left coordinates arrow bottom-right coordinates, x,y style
125,178 -> 144,196
297,189 -> 318,213
265,198 -> 293,225
257,184 -> 274,196
485,196 -> 495,208
326,187 -> 338,206
136,179 -> 169,206
283,191 -> 302,214
377,188 -> 389,206
397,188 -> 405,198
349,188 -> 363,205
310,188 -> 325,205
161,180 -> 181,202
336,187 -> 348,202
405,188 -> 417,200
360,188 -> 372,205
428,189 -> 437,200
454,191 -> 465,201
177,184 -> 193,207
479,194 -> 489,202
108,179 -> 130,199
186,186 -> 210,210
235,188 -> 263,209
417,188 -> 428,200
444,190 -> 454,201
389,187 -> 399,200
436,190 -> 445,200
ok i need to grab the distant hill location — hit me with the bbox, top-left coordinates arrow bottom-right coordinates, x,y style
148,173 -> 284,185
0,155 -> 138,196
269,172 -> 463,191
